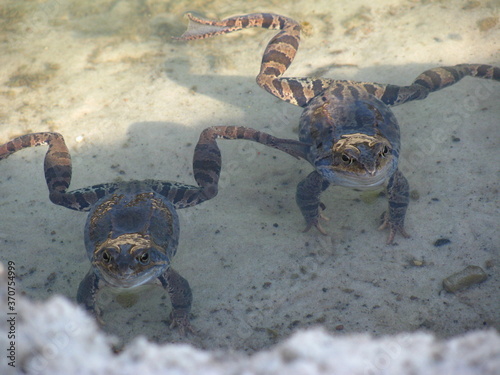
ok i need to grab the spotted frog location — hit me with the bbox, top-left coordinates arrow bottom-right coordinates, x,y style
177,12 -> 499,244
0,127 -> 302,332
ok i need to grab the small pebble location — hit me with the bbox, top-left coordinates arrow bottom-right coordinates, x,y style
448,33 -> 462,41
442,265 -> 487,293
434,238 -> 451,247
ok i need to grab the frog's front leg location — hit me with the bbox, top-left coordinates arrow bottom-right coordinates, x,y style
159,267 -> 193,335
76,269 -> 104,325
296,170 -> 331,235
379,169 -> 410,244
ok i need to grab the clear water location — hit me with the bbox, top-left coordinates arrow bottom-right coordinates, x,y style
0,0 -> 498,352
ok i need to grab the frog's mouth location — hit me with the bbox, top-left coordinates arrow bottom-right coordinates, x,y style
98,266 -> 160,288
317,162 -> 393,189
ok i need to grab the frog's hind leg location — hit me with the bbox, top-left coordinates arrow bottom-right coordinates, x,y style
0,132 -> 121,211
367,64 -> 500,107
176,12 -> 296,41
100,125 -> 307,211
1,132 -> 73,200
193,126 -> 309,201
176,12 -> 333,107
174,12 -> 280,40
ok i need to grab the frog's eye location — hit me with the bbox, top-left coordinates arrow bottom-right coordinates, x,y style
341,154 -> 353,164
102,250 -> 112,263
379,146 -> 390,158
137,251 -> 150,265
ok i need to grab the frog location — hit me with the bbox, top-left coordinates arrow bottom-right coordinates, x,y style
0,127 -> 303,333
176,12 -> 499,244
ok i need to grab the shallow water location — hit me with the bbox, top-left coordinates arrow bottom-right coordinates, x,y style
0,0 -> 499,352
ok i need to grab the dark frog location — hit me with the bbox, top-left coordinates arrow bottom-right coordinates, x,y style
0,128 -> 302,333
77,187 -> 193,331
177,12 -> 499,244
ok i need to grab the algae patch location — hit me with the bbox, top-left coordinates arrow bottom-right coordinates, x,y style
7,63 -> 60,89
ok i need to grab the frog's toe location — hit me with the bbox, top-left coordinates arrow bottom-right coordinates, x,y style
386,227 -> 411,245
378,214 -> 410,244
169,312 -> 196,336
96,314 -> 105,327
87,306 -> 105,327
303,221 -> 328,235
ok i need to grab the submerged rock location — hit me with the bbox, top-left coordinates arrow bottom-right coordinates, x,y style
443,265 -> 488,293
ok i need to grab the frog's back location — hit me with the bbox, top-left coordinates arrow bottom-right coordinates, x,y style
84,183 -> 179,260
298,85 -> 401,153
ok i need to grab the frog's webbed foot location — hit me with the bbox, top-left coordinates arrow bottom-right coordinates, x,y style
169,310 -> 196,336
173,12 -> 245,41
303,215 -> 330,235
378,211 -> 410,245
302,202 -> 329,235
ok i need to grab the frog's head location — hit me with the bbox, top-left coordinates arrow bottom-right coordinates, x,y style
315,132 -> 398,188
84,192 -> 179,288
304,95 -> 400,188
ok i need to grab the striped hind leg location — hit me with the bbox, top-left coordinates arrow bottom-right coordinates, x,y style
193,126 -> 308,201
0,132 -> 124,211
0,132 -> 74,204
366,64 -> 500,107
176,12 -> 333,107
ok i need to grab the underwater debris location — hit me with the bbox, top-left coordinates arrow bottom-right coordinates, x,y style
442,265 -> 487,293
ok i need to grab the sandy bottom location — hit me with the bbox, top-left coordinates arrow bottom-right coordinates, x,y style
0,0 -> 498,352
